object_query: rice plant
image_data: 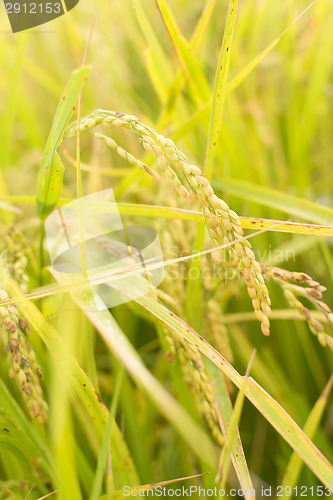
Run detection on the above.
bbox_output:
[0,0,332,499]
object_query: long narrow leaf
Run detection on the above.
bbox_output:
[36,67,90,219]
[4,196,333,236]
[215,179,333,225]
[49,269,218,470]
[204,0,238,180]
[218,353,256,496]
[281,375,333,494]
[154,0,211,103]
[172,1,320,144]
[100,473,208,500]
[208,365,255,497]
[0,270,139,488]
[132,0,173,102]
[133,294,333,486]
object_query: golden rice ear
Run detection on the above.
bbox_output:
[266,266,333,350]
[64,111,272,335]
[176,334,224,446]
[0,234,48,423]
[1,285,48,423]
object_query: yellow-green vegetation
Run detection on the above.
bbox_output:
[0,0,333,499]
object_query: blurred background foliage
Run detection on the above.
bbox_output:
[0,0,332,498]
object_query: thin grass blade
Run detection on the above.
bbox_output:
[280,375,333,496]
[90,370,124,500]
[132,0,173,101]
[218,352,256,494]
[0,270,139,488]
[207,364,255,497]
[204,0,238,180]
[154,0,211,103]
[132,295,333,486]
[215,179,333,225]
[3,195,333,237]
[49,269,218,469]
[36,66,90,219]
[172,1,320,143]
[99,473,208,500]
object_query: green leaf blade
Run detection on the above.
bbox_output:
[204,0,238,180]
[36,66,90,219]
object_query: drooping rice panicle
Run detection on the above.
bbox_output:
[264,266,333,349]
[64,111,272,335]
[0,235,48,423]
